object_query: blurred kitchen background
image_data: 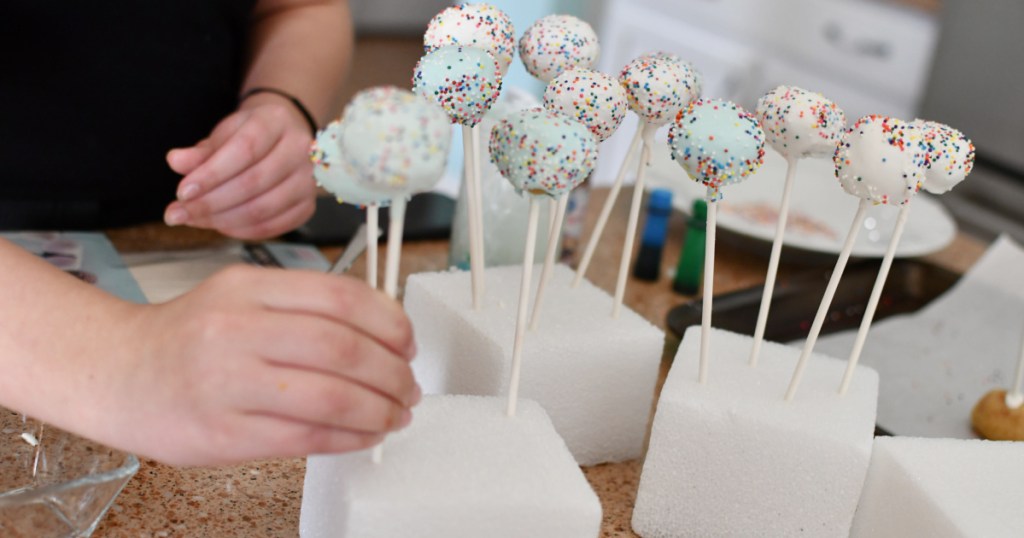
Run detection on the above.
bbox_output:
[340,0,1024,244]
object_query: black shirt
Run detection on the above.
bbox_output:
[0,0,258,229]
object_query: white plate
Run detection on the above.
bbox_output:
[645,143,957,258]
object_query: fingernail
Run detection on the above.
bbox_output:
[405,340,418,360]
[397,408,412,429]
[178,183,200,201]
[164,208,189,226]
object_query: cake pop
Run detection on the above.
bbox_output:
[424,3,515,76]
[489,108,597,416]
[414,44,503,309]
[518,14,599,83]
[914,120,976,194]
[310,121,390,208]
[748,86,846,367]
[669,98,765,383]
[542,68,627,143]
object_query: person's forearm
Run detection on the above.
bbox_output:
[0,239,142,436]
[242,0,353,124]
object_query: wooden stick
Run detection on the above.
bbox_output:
[612,124,657,318]
[471,124,487,288]
[838,203,911,395]
[749,157,799,367]
[785,199,870,401]
[366,204,379,290]
[506,198,541,417]
[573,125,644,288]
[1007,326,1024,409]
[699,190,718,384]
[529,194,569,331]
[372,195,407,464]
[461,125,484,310]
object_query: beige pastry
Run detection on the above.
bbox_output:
[971,389,1024,441]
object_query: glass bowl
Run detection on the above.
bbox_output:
[0,408,139,537]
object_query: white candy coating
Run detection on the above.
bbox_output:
[338,86,452,196]
[834,115,927,206]
[619,56,699,125]
[542,68,627,143]
[756,85,846,159]
[912,120,975,194]
[518,14,599,83]
[424,3,516,76]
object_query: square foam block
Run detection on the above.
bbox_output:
[404,264,663,466]
[852,436,1024,537]
[299,395,601,538]
[632,326,879,537]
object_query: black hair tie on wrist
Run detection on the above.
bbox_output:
[240,87,318,136]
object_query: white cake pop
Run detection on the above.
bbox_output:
[756,85,846,159]
[834,115,928,206]
[619,55,700,125]
[518,14,599,83]
[913,120,976,194]
[542,68,627,143]
[638,51,703,100]
[310,121,391,207]
[424,3,516,76]
[338,86,451,196]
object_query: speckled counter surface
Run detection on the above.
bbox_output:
[95,189,985,537]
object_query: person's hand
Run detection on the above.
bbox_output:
[101,265,419,466]
[163,93,318,240]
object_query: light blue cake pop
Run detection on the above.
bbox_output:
[668,98,765,200]
[413,45,503,127]
[488,108,598,198]
[338,86,452,197]
[310,120,391,207]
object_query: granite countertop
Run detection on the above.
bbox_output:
[96,188,985,537]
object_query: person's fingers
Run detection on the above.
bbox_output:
[243,366,413,434]
[205,267,416,360]
[228,414,387,462]
[179,168,315,236]
[224,196,316,240]
[177,118,284,201]
[252,311,420,406]
[177,138,311,219]
[166,139,214,176]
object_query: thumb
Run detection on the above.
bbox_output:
[167,140,214,175]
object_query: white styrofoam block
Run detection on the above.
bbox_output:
[852,436,1024,537]
[300,395,601,538]
[633,326,879,537]
[404,264,663,466]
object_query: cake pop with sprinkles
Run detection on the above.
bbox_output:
[542,68,627,143]
[620,55,700,126]
[834,115,928,206]
[669,98,766,200]
[413,45,503,127]
[639,51,703,99]
[756,85,846,159]
[339,86,451,196]
[310,120,390,207]
[424,3,516,76]
[913,120,975,194]
[489,107,598,197]
[518,14,599,83]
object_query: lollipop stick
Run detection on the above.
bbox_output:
[471,125,487,276]
[366,204,379,290]
[698,191,718,384]
[1007,327,1024,409]
[461,125,484,310]
[785,199,870,401]
[573,125,644,287]
[612,125,656,318]
[529,194,569,331]
[838,204,911,395]
[507,198,541,417]
[749,157,799,367]
[370,196,407,465]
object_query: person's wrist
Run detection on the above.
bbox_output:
[239,87,318,136]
